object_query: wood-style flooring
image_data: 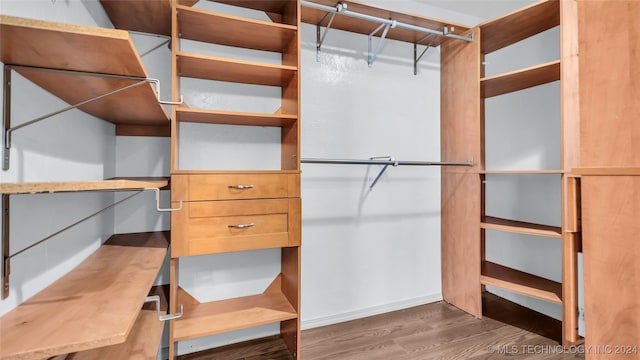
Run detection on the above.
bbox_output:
[178,293,585,360]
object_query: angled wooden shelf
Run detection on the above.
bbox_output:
[177,52,296,87]
[0,15,170,136]
[100,0,172,36]
[173,288,298,341]
[176,107,297,127]
[481,261,562,304]
[480,0,559,54]
[481,216,562,238]
[481,170,563,174]
[70,286,168,360]
[301,0,470,46]
[176,5,297,52]
[0,178,169,195]
[481,60,560,98]
[0,232,169,360]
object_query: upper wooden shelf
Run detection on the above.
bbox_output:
[481,261,562,304]
[481,216,562,238]
[480,0,559,54]
[0,232,169,360]
[0,178,169,195]
[301,0,470,46]
[177,52,296,87]
[176,5,297,52]
[173,287,297,341]
[0,15,170,135]
[481,60,560,98]
[481,170,563,175]
[100,0,173,36]
[176,107,297,127]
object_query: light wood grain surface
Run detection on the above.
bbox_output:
[481,60,560,98]
[0,179,169,195]
[481,261,563,304]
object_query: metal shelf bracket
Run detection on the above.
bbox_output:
[414,33,438,75]
[368,156,397,190]
[144,295,184,321]
[315,3,346,61]
[368,21,396,68]
[145,188,182,212]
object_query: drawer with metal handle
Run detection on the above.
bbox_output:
[171,173,300,201]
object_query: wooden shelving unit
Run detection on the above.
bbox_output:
[481,216,562,238]
[481,60,560,98]
[0,178,169,195]
[177,52,297,86]
[481,261,562,304]
[0,15,170,137]
[0,232,169,360]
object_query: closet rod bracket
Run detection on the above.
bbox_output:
[369,156,397,190]
[144,295,184,321]
[368,21,396,68]
[315,4,344,62]
[414,33,438,75]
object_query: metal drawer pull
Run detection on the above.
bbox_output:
[228,223,255,229]
[228,185,254,189]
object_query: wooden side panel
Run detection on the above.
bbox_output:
[582,177,640,358]
[281,246,301,358]
[560,0,580,172]
[441,172,482,318]
[578,0,640,167]
[441,28,481,172]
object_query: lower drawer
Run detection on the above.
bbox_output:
[171,198,300,256]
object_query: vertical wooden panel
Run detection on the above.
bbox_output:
[170,0,180,172]
[441,172,482,318]
[561,0,580,171]
[441,28,481,172]
[281,247,300,358]
[169,258,179,360]
[578,0,640,167]
[582,177,640,358]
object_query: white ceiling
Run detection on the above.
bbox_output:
[415,0,537,20]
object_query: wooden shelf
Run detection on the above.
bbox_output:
[301,0,470,46]
[0,15,170,135]
[481,216,562,238]
[0,178,169,195]
[177,52,296,86]
[0,232,169,359]
[171,169,301,175]
[481,60,560,98]
[481,261,562,304]
[69,286,168,360]
[573,167,640,176]
[100,0,174,36]
[214,0,293,15]
[481,170,563,174]
[176,107,297,127]
[480,0,559,54]
[176,5,297,52]
[173,289,298,341]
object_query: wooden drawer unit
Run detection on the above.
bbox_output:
[171,198,301,257]
[172,173,300,201]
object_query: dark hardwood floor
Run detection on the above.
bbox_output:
[178,293,585,360]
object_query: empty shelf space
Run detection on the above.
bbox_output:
[480,0,559,54]
[481,216,562,238]
[481,261,562,304]
[0,15,170,129]
[176,5,297,52]
[481,170,563,174]
[481,60,560,98]
[176,107,297,126]
[177,52,296,86]
[0,178,169,195]
[173,290,298,341]
[68,286,168,360]
[301,0,470,45]
[0,232,169,359]
[100,0,172,36]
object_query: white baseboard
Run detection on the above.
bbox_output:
[301,293,443,330]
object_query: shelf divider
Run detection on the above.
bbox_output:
[481,261,563,304]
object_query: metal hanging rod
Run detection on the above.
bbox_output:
[302,1,474,43]
[301,158,473,166]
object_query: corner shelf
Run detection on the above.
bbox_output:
[0,232,169,359]
[176,5,297,52]
[0,15,170,136]
[176,107,297,127]
[481,216,562,238]
[0,178,169,195]
[177,52,296,86]
[481,60,560,98]
[479,0,559,54]
[173,285,297,341]
[481,261,562,304]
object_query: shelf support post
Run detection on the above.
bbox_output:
[315,3,346,62]
[3,65,12,171]
[368,21,396,68]
[2,194,10,300]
